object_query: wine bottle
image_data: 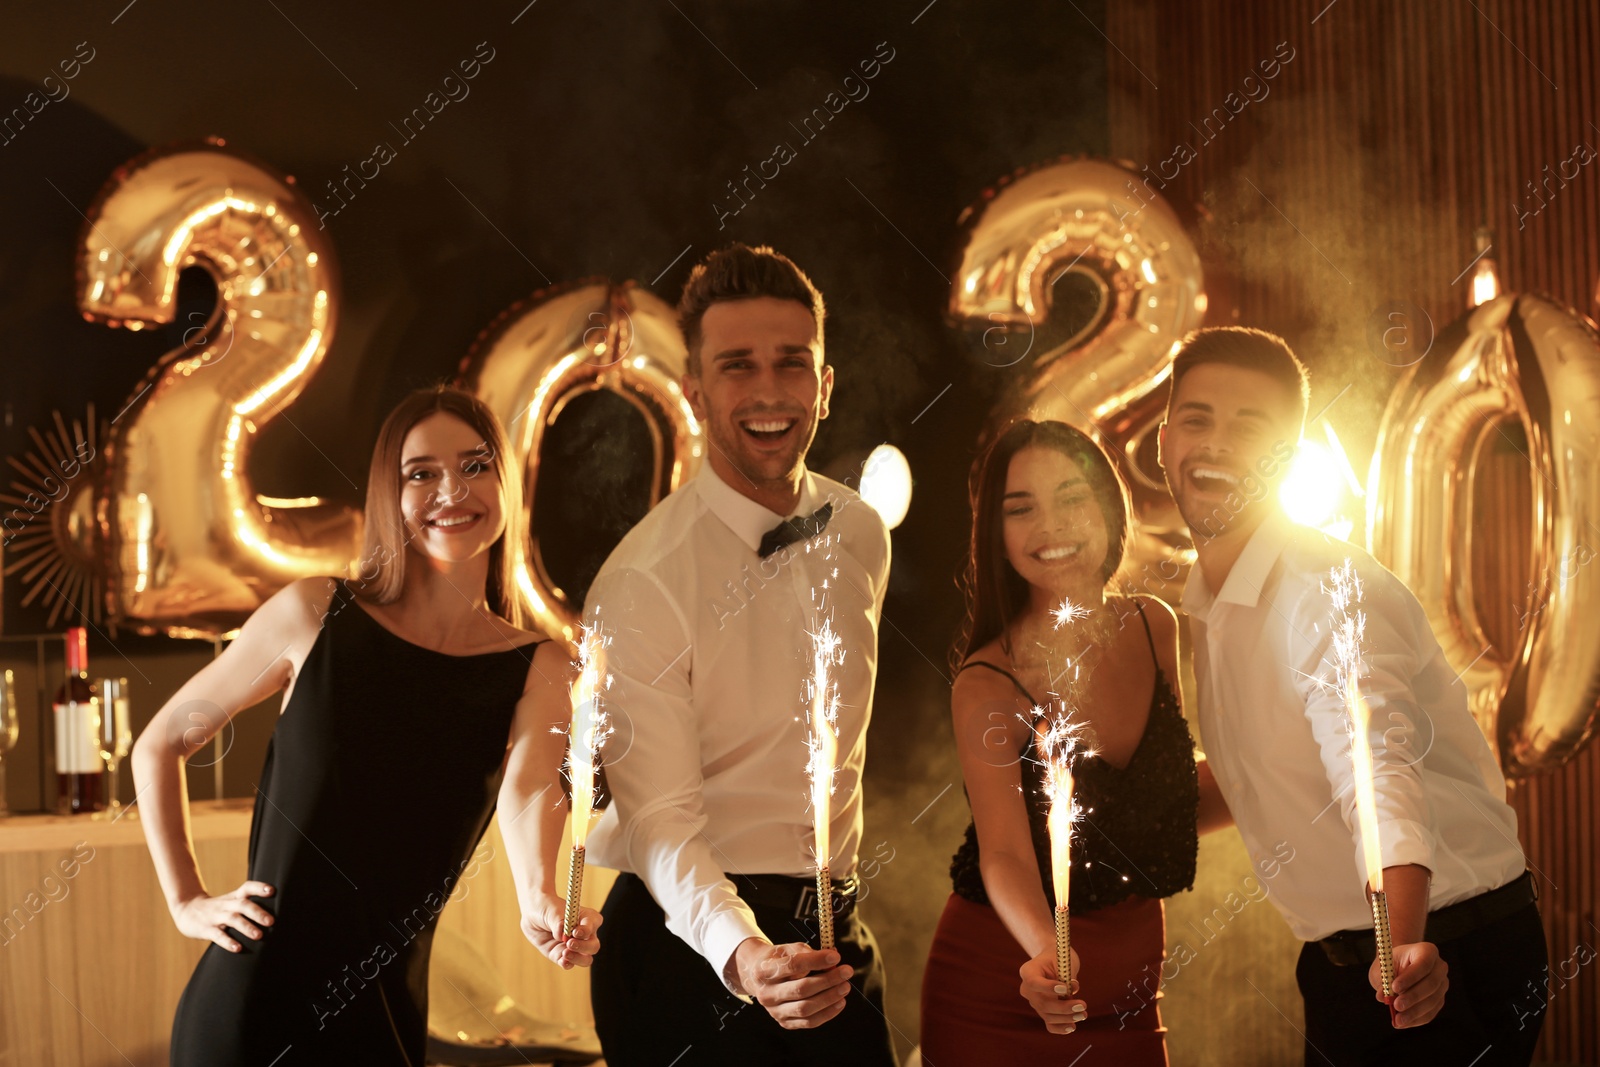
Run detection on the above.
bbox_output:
[54,627,104,814]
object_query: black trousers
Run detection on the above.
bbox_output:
[1296,901,1547,1067]
[591,872,898,1067]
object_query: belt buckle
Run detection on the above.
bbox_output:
[795,883,818,921]
[796,878,858,920]
[1319,928,1374,967]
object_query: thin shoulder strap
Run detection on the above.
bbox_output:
[1132,597,1159,668]
[957,659,1040,707]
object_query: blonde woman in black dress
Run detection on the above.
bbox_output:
[133,386,600,1066]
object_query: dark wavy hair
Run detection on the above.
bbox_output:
[1168,326,1310,429]
[954,419,1132,669]
[677,243,825,373]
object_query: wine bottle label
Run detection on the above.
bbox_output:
[53,699,104,774]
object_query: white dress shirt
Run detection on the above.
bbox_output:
[583,460,891,983]
[1182,509,1526,941]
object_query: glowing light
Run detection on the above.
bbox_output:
[805,615,846,948]
[858,444,912,530]
[1322,422,1366,500]
[1051,597,1092,630]
[1325,560,1384,892]
[566,623,613,849]
[1281,423,1363,541]
[1140,258,1157,285]
[1469,226,1501,308]
[1471,264,1501,307]
[1039,712,1093,908]
[805,618,844,869]
[1280,439,1342,528]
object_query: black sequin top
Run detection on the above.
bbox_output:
[949,601,1199,914]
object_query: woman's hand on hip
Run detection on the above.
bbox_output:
[172,881,276,952]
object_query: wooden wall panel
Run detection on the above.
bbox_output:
[1106,2,1599,1062]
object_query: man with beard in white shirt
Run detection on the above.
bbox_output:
[1158,326,1545,1066]
[583,244,896,1066]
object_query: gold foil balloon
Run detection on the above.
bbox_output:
[1367,293,1600,775]
[950,157,1206,599]
[77,139,360,638]
[456,280,703,646]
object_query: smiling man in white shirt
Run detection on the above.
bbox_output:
[1158,327,1546,1066]
[584,244,895,1066]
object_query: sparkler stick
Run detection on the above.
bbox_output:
[1047,752,1075,990]
[563,623,611,939]
[805,618,844,949]
[1327,560,1398,1023]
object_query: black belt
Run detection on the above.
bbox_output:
[1317,871,1537,966]
[731,872,861,923]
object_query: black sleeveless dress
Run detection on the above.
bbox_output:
[170,579,543,1067]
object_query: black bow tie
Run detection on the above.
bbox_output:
[759,502,834,558]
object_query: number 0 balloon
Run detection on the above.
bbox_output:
[457,279,703,646]
[1367,293,1600,774]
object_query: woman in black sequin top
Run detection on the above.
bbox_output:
[920,419,1232,1065]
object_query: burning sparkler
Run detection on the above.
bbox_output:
[805,617,844,950]
[1325,559,1397,1021]
[563,622,612,938]
[1039,711,1093,996]
[1033,593,1105,993]
[1051,595,1093,630]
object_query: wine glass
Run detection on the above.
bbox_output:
[95,677,134,820]
[0,670,18,818]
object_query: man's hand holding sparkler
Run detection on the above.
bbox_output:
[1019,944,1087,1034]
[1366,863,1448,1027]
[730,938,854,1029]
[520,894,604,969]
[1323,562,1449,1029]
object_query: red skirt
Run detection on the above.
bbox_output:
[920,892,1168,1066]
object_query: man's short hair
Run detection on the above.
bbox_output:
[1168,326,1310,426]
[677,244,825,373]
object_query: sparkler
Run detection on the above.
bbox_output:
[1039,711,1092,996]
[1326,560,1397,1022]
[805,617,844,949]
[563,623,612,939]
[1051,595,1093,630]
[1035,594,1105,993]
